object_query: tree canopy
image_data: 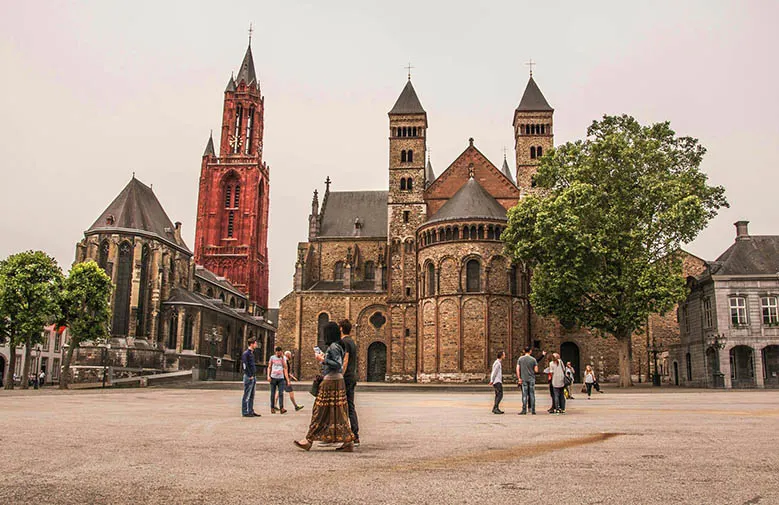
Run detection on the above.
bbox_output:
[503,115,728,386]
[59,260,113,389]
[0,251,63,389]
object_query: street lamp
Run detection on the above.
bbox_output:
[31,344,42,389]
[205,326,222,381]
[99,342,112,388]
[707,333,727,388]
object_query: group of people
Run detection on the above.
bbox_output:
[490,346,603,415]
[3,370,47,389]
[239,319,360,452]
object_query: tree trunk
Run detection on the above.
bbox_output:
[20,338,32,390]
[616,329,634,387]
[3,345,16,390]
[59,342,76,390]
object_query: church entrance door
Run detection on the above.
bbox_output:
[367,342,387,382]
[560,342,581,383]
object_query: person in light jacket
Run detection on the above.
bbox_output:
[488,351,505,414]
[549,353,567,414]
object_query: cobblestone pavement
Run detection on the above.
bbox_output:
[1,386,778,505]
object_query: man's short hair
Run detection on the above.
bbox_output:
[497,350,505,359]
[247,337,257,345]
[339,319,352,335]
[275,346,282,352]
[524,346,532,353]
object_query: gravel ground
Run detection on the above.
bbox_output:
[1,386,777,505]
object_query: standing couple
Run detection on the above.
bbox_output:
[295,319,360,452]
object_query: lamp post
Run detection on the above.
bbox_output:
[205,326,222,381]
[31,344,42,389]
[707,333,727,388]
[100,342,112,388]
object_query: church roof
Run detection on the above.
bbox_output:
[225,75,236,92]
[426,177,507,225]
[319,191,388,238]
[501,156,515,185]
[87,177,191,252]
[389,80,426,115]
[235,45,258,87]
[426,158,436,187]
[194,265,244,299]
[708,236,779,276]
[516,76,553,112]
[203,134,215,157]
[163,288,265,327]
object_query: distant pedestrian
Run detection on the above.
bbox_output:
[268,346,290,414]
[339,319,360,448]
[39,370,46,388]
[294,322,354,452]
[489,351,505,414]
[549,354,567,414]
[584,365,603,397]
[565,362,576,399]
[517,347,545,415]
[241,337,260,417]
[282,351,304,411]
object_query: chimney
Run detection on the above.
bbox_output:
[174,222,183,243]
[735,220,750,240]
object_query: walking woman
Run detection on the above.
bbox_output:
[294,322,354,452]
[584,365,603,398]
[549,353,567,414]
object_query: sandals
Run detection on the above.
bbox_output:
[293,440,313,451]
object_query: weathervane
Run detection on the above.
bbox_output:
[525,57,536,77]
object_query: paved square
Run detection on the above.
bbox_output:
[1,386,778,504]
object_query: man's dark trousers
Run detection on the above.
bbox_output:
[493,383,504,411]
[242,375,256,416]
[270,378,285,409]
[344,377,359,440]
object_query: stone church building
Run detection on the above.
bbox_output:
[278,75,562,382]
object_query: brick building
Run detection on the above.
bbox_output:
[670,221,779,388]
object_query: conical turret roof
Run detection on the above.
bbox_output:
[426,177,507,225]
[425,157,436,187]
[203,133,215,157]
[389,80,426,114]
[235,45,258,87]
[501,156,515,185]
[225,75,236,92]
[87,177,190,252]
[516,76,553,112]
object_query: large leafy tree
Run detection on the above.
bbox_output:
[503,115,728,386]
[58,261,113,389]
[0,251,63,390]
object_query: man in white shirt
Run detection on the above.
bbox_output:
[488,351,505,414]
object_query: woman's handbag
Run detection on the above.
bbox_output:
[310,375,323,397]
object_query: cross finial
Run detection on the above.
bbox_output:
[325,176,331,193]
[503,146,507,160]
[248,23,254,45]
[405,61,414,80]
[525,58,536,77]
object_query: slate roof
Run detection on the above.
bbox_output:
[389,80,426,115]
[225,75,236,92]
[426,177,507,225]
[87,177,190,252]
[203,134,215,157]
[236,45,258,87]
[163,288,260,326]
[501,156,515,185]
[194,265,244,298]
[426,158,436,187]
[709,236,779,276]
[516,76,553,112]
[319,191,388,238]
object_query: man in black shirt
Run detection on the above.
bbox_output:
[337,319,359,449]
[241,338,260,417]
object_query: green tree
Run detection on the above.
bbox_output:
[58,260,113,389]
[0,251,63,390]
[503,115,728,387]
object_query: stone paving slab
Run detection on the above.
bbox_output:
[1,388,777,504]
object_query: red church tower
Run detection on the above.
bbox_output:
[194,40,270,309]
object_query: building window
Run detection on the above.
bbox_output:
[426,263,435,297]
[167,315,178,350]
[702,297,713,328]
[530,146,536,159]
[408,150,413,163]
[762,296,779,325]
[137,245,151,336]
[364,261,375,281]
[466,259,480,293]
[54,330,61,352]
[510,265,518,295]
[407,178,413,190]
[233,104,243,154]
[400,178,406,190]
[334,261,344,280]
[52,358,60,380]
[234,185,240,208]
[686,352,692,381]
[245,107,254,154]
[403,210,410,223]
[227,211,235,238]
[401,150,407,163]
[225,185,232,208]
[317,313,329,350]
[98,240,110,276]
[405,287,411,297]
[683,304,690,335]
[730,297,748,326]
[537,146,543,157]
[112,241,133,336]
[42,331,50,351]
[183,316,194,350]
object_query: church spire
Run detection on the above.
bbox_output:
[501,150,515,185]
[203,131,215,157]
[236,43,258,88]
[425,150,435,187]
[389,80,426,115]
[516,74,553,112]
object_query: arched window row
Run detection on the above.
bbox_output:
[530,146,543,159]
[392,126,423,138]
[400,149,414,163]
[521,123,550,136]
[418,223,505,247]
[399,177,414,191]
[224,183,241,209]
[421,257,483,296]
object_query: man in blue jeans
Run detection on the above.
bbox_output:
[517,346,545,415]
[267,346,290,414]
[241,338,260,417]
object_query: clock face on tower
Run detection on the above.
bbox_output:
[229,135,242,150]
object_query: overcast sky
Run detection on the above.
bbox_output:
[1,1,777,307]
